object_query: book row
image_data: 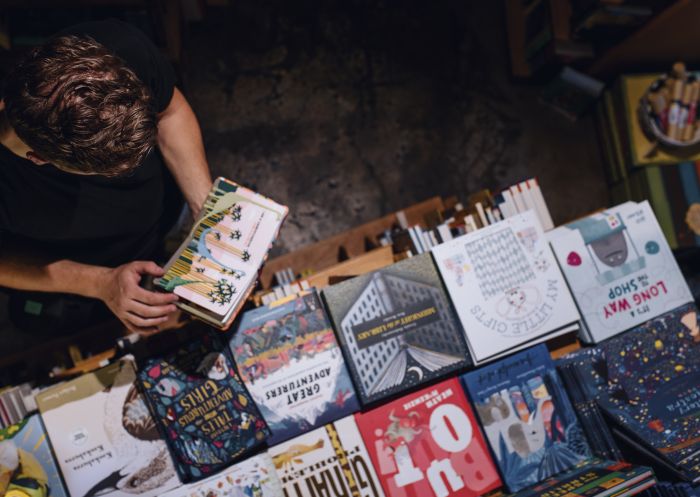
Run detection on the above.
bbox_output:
[11,329,696,497]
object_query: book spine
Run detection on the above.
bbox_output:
[528,178,555,230]
[510,185,527,213]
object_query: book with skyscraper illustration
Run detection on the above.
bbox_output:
[548,201,693,343]
[230,290,359,444]
[158,177,288,329]
[321,253,471,406]
[0,414,67,497]
[461,344,591,493]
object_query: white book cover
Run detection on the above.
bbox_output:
[36,358,179,497]
[269,416,385,497]
[432,210,580,364]
[160,453,283,497]
[160,178,287,318]
[548,201,693,343]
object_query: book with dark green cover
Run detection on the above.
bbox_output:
[138,332,269,482]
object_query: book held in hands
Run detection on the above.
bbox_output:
[158,177,288,329]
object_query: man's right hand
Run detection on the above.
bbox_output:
[97,261,179,334]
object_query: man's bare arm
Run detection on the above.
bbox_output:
[0,250,178,334]
[157,87,213,217]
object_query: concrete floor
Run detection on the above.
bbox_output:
[183,0,608,256]
[0,1,609,368]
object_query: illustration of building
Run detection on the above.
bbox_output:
[340,271,464,397]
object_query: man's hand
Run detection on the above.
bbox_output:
[97,261,179,334]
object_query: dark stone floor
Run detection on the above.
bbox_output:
[182,0,608,256]
[0,1,609,365]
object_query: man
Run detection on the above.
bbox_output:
[0,20,213,334]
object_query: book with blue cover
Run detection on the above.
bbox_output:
[559,303,700,483]
[0,414,67,497]
[462,344,591,492]
[230,290,359,444]
[137,332,269,482]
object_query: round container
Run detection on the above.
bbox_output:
[637,73,700,156]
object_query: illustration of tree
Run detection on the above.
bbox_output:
[229,229,242,241]
[241,250,251,262]
[207,279,236,306]
[230,204,242,222]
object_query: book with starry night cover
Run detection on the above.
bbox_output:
[230,290,359,445]
[461,344,591,493]
[557,303,700,483]
[158,177,288,330]
[137,332,270,483]
[355,377,502,497]
[321,252,471,407]
[0,414,68,497]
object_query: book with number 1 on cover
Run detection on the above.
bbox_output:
[158,177,288,329]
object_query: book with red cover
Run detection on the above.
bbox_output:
[355,378,502,497]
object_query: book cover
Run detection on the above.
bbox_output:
[138,333,269,482]
[160,452,282,497]
[268,415,385,497]
[159,177,288,327]
[321,252,471,406]
[36,357,180,497]
[548,201,693,343]
[355,378,501,497]
[230,290,359,444]
[0,414,67,497]
[461,344,591,492]
[432,210,580,364]
[592,304,700,481]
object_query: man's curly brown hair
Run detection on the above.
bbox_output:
[3,35,156,177]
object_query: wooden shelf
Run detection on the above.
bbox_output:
[259,196,444,288]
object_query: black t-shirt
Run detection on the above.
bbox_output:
[0,20,177,267]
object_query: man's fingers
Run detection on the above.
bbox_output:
[132,286,179,306]
[130,260,165,277]
[125,312,170,328]
[122,320,158,335]
[128,300,177,318]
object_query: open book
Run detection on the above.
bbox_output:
[158,177,288,329]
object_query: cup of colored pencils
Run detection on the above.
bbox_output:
[639,61,700,155]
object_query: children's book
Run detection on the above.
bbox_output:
[160,452,282,497]
[355,377,501,497]
[432,210,580,365]
[462,344,591,492]
[548,200,693,343]
[36,357,180,497]
[137,332,269,482]
[0,414,68,497]
[158,177,288,329]
[322,253,471,406]
[268,415,385,497]
[230,290,359,444]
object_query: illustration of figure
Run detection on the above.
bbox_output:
[383,411,422,447]
[197,352,229,380]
